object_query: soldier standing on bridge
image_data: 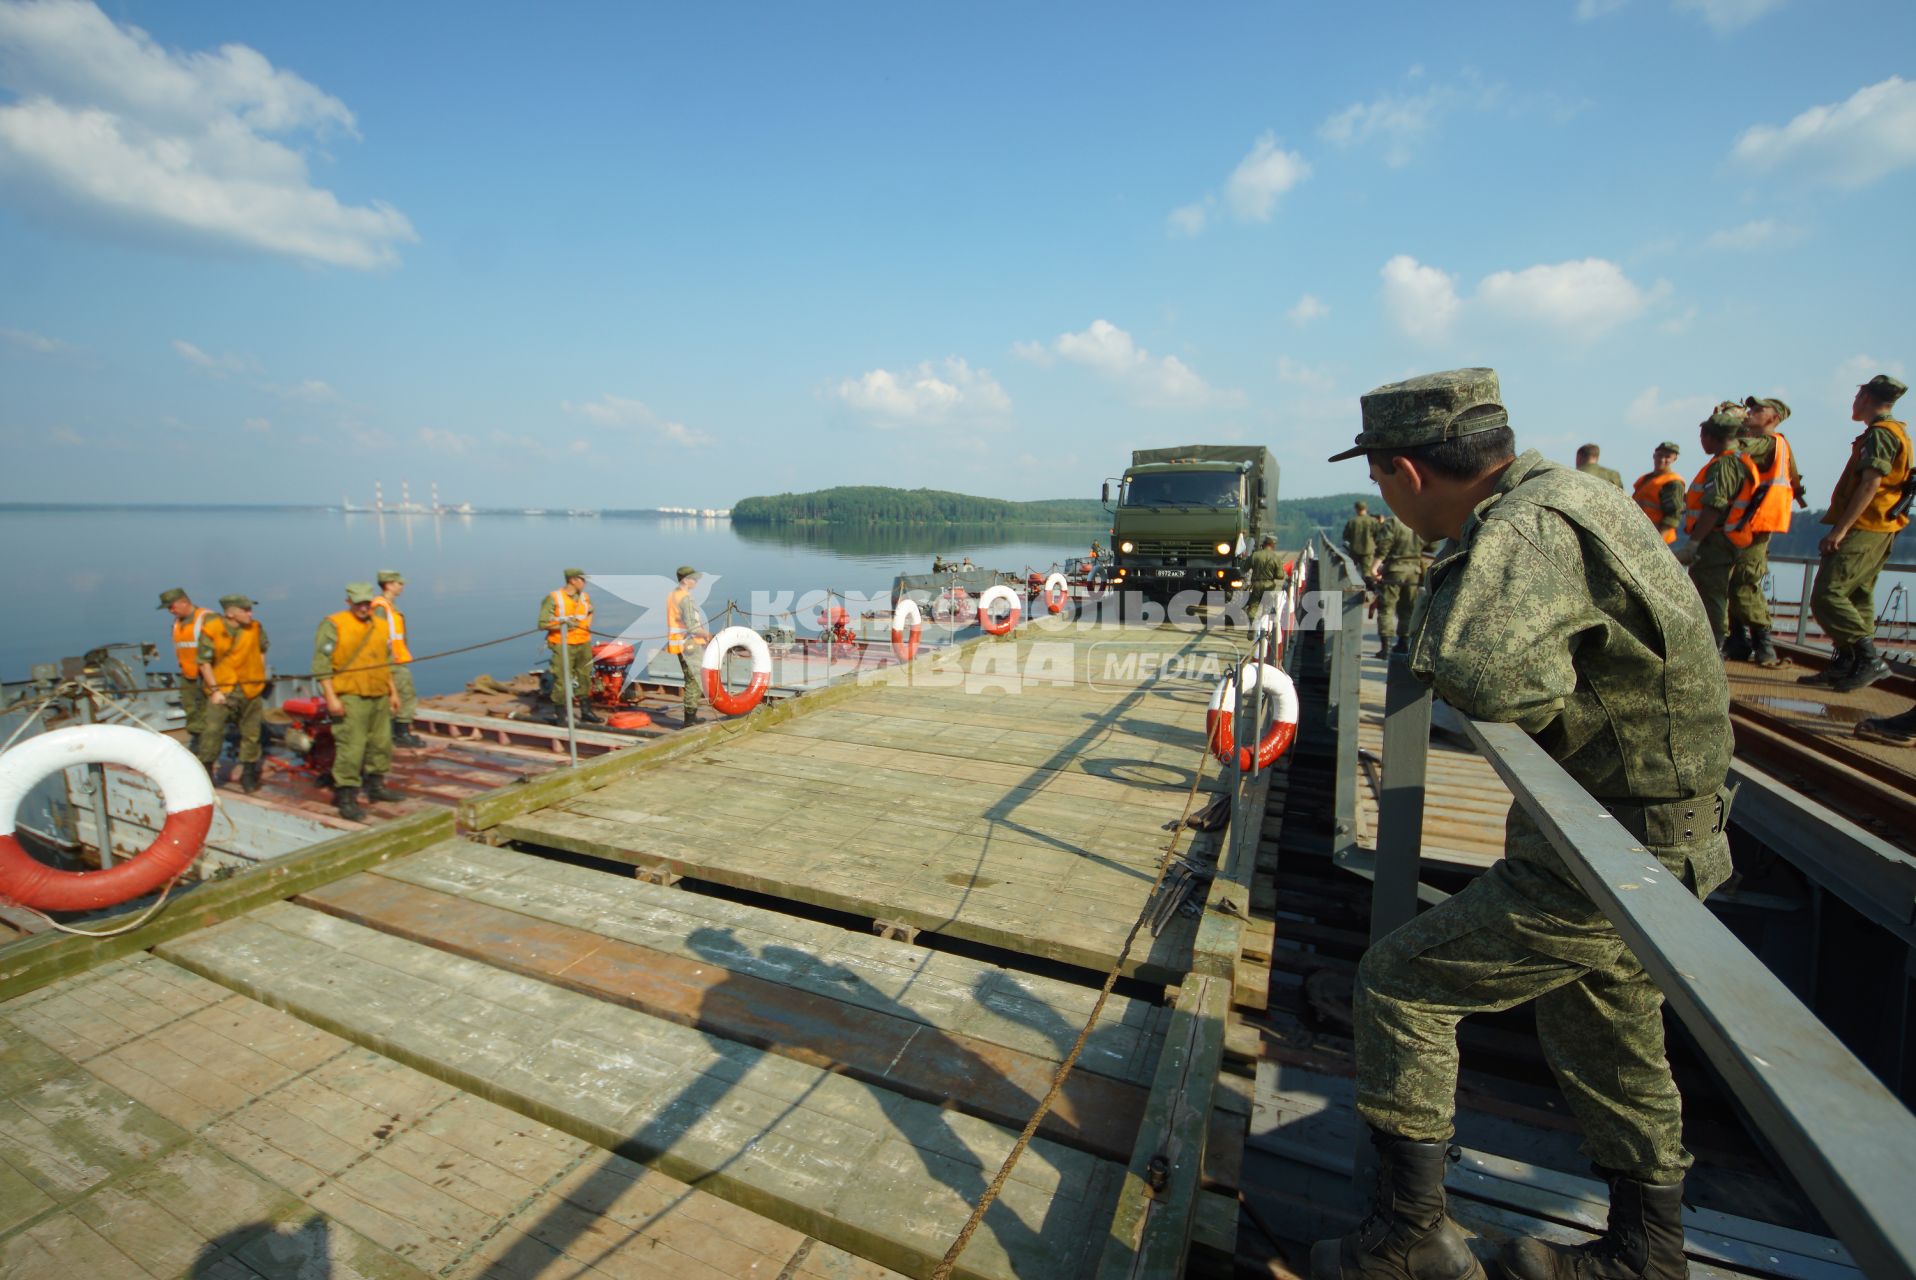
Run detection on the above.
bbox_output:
[1575,442,1623,488]
[372,570,424,746]
[1372,515,1427,659]
[1342,501,1378,580]
[314,583,400,821]
[539,569,599,724]
[666,566,712,726]
[1246,535,1285,619]
[1318,367,1731,1280]
[196,594,268,793]
[1630,441,1684,546]
[1722,398,1803,667]
[1674,410,1758,650]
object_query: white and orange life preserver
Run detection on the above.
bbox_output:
[978,584,1021,636]
[891,598,925,661]
[700,626,773,716]
[1042,572,1069,615]
[0,725,213,912]
[1205,663,1299,773]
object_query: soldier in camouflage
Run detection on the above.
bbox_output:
[1674,411,1758,649]
[1574,443,1623,488]
[1343,500,1379,571]
[1372,515,1429,658]
[1246,535,1286,619]
[1317,368,1732,1280]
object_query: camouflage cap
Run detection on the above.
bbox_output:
[1329,368,1506,462]
[1860,374,1908,404]
[218,594,254,610]
[1743,396,1791,421]
[1656,440,1682,455]
[344,582,377,604]
[675,565,699,580]
[1701,409,1743,437]
[562,567,587,582]
[157,586,187,610]
[376,568,405,584]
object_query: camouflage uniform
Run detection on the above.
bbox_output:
[1727,428,1802,632]
[1374,518,1428,648]
[1811,413,1910,646]
[1576,459,1624,488]
[1246,542,1285,618]
[1685,437,1753,644]
[1341,509,1377,570]
[1327,376,1733,1189]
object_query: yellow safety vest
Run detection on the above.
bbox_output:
[547,589,592,646]
[1685,451,1757,548]
[172,606,214,679]
[1632,471,1684,544]
[326,610,393,698]
[208,621,267,699]
[371,596,411,664]
[1740,433,1796,535]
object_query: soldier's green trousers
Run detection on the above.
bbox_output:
[196,693,263,765]
[331,694,392,788]
[391,665,417,721]
[1727,532,1772,629]
[1376,577,1419,643]
[1810,529,1897,647]
[547,642,591,706]
[1687,532,1740,642]
[1355,804,1729,1185]
[179,681,207,742]
[678,646,703,720]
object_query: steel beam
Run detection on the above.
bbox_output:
[1371,657,1431,942]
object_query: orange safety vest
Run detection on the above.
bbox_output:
[1739,433,1795,535]
[1632,471,1685,544]
[1685,451,1758,548]
[207,620,267,699]
[547,589,592,646]
[1829,418,1913,535]
[325,609,393,698]
[666,587,696,655]
[172,606,214,679]
[371,596,411,664]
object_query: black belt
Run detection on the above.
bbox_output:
[1603,785,1737,845]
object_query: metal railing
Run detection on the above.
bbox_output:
[1308,533,1916,1280]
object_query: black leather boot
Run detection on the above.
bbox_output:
[1748,627,1780,668]
[1831,639,1891,692]
[335,784,363,821]
[1500,1175,1687,1280]
[1856,706,1916,746]
[391,721,425,747]
[1721,623,1752,662]
[576,700,603,724]
[240,762,262,794]
[1797,647,1851,686]
[1310,1130,1484,1280]
[362,773,400,803]
[1394,636,1409,654]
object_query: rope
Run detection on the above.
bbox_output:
[198,627,547,692]
[3,871,188,937]
[929,723,1219,1280]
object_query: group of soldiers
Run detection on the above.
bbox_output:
[1339,500,1441,657]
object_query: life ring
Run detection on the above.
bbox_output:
[933,587,975,627]
[1042,572,1069,615]
[891,598,925,661]
[1205,663,1299,773]
[701,626,773,716]
[978,584,1021,636]
[0,724,214,912]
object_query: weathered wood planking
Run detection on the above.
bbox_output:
[158,903,1124,1280]
[4,954,901,1279]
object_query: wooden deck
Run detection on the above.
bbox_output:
[0,623,1267,1279]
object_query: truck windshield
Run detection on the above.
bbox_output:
[1124,471,1241,508]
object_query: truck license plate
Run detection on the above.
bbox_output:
[1152,568,1186,578]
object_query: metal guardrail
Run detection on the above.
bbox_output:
[1308,533,1916,1280]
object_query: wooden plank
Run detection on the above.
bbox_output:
[158,905,1123,1280]
[299,872,1149,1161]
[0,811,453,1004]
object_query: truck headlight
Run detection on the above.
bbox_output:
[1119,540,1135,554]
[1215,541,1232,555]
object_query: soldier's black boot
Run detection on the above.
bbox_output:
[1500,1174,1687,1280]
[334,785,363,821]
[240,762,262,794]
[1394,636,1409,654]
[1310,1130,1484,1280]
[1797,646,1851,686]
[1748,627,1780,668]
[391,721,425,747]
[1856,705,1916,746]
[1721,623,1752,662]
[1376,638,1392,659]
[197,755,221,786]
[1831,639,1891,692]
[576,700,603,724]
[362,773,400,803]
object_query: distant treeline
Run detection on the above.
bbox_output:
[732,487,1106,525]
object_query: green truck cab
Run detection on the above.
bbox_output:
[1101,445,1280,597]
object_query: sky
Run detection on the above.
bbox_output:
[2,0,1913,509]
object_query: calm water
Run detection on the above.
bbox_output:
[0,509,1102,696]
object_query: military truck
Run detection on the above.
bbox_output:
[1101,445,1279,598]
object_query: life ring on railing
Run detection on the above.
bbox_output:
[933,587,974,627]
[701,626,773,716]
[978,584,1021,636]
[891,598,925,661]
[1042,572,1069,615]
[1205,663,1299,773]
[0,725,214,912]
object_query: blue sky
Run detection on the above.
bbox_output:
[2,0,1912,507]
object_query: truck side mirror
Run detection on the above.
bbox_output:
[1101,482,1110,505]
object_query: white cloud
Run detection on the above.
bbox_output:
[0,0,416,268]
[1658,306,1698,335]
[1276,356,1334,392]
[1225,132,1310,222]
[48,424,84,446]
[1319,72,1504,167]
[1835,354,1907,397]
[1,325,72,356]
[1674,0,1787,32]
[1625,386,1713,432]
[1475,259,1667,340]
[276,378,339,404]
[1166,201,1209,237]
[170,337,252,376]
[242,415,270,433]
[1010,339,1053,367]
[1704,219,1806,251]
[834,357,1011,425]
[1033,319,1243,409]
[1731,77,1916,189]
[563,393,714,447]
[417,426,469,454]
[1379,255,1462,342]
[1287,294,1329,327]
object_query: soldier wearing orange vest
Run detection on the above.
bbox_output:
[1630,441,1685,545]
[538,568,598,724]
[196,594,269,793]
[1802,374,1912,692]
[158,587,217,743]
[371,569,423,746]
[1674,411,1758,648]
[313,582,400,821]
[667,566,712,724]
[1722,397,1805,667]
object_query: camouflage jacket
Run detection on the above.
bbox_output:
[1378,518,1429,581]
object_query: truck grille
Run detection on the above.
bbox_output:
[1136,538,1226,557]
